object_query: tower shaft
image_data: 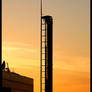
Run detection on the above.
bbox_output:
[40,16,53,92]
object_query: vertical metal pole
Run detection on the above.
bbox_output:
[40,0,42,92]
[45,21,46,92]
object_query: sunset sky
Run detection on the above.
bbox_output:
[2,0,90,92]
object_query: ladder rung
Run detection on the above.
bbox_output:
[41,53,48,54]
[42,23,45,25]
[42,59,45,60]
[42,29,45,30]
[42,77,45,78]
[42,30,45,31]
[42,89,45,90]
[42,65,45,66]
[42,41,45,43]
[42,46,48,48]
[41,58,48,59]
[42,47,45,48]
[41,48,48,49]
[42,41,46,43]
[41,66,48,68]
[40,65,45,68]
[42,35,46,37]
[42,41,48,42]
[42,47,45,49]
[42,83,45,84]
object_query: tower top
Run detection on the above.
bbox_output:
[42,16,53,23]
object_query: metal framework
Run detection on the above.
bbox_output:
[40,16,46,92]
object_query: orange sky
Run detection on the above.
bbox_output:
[2,0,90,92]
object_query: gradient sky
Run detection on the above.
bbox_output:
[2,0,90,92]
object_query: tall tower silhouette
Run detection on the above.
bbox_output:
[40,0,53,92]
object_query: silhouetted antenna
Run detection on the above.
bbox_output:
[1,61,5,70]
[7,62,9,69]
[41,0,42,17]
[5,62,10,72]
[40,0,42,92]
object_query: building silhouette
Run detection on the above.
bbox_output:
[2,71,33,92]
